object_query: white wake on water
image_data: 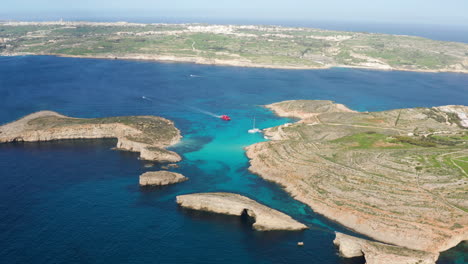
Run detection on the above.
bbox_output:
[141,95,220,118]
[186,105,220,118]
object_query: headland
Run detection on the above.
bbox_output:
[246,100,468,259]
[0,111,182,162]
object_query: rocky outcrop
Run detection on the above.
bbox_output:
[334,232,439,264]
[176,192,307,231]
[247,100,468,255]
[434,105,468,128]
[0,111,182,162]
[266,100,355,120]
[139,171,187,186]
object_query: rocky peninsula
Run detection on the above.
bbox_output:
[334,232,439,264]
[246,100,467,258]
[176,192,307,231]
[1,21,467,73]
[0,111,182,162]
[139,171,187,186]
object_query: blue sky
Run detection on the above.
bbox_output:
[2,0,468,26]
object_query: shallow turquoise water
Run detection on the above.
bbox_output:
[0,56,466,263]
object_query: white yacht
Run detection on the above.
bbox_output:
[248,116,261,133]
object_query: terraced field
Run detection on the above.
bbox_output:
[246,100,468,255]
[1,21,467,72]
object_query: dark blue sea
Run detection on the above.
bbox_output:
[0,56,467,264]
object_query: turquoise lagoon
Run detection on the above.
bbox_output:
[0,56,467,263]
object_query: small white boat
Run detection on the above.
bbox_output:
[248,116,261,134]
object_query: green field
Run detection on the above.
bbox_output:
[1,22,467,71]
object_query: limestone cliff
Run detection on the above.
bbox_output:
[334,232,439,264]
[176,192,307,231]
[0,111,182,162]
[247,100,468,255]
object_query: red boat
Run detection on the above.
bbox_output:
[220,115,231,121]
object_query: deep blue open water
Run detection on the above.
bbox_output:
[0,56,467,263]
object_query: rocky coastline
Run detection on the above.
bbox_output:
[0,111,182,162]
[333,232,439,264]
[246,100,468,259]
[176,192,307,231]
[2,21,467,74]
[5,52,468,74]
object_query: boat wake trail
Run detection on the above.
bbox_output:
[186,105,220,118]
[141,95,220,118]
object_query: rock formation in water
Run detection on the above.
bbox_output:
[334,232,439,264]
[139,171,187,186]
[246,100,468,256]
[266,99,356,120]
[0,111,182,162]
[176,192,307,231]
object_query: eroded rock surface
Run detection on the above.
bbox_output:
[266,100,355,120]
[139,171,187,186]
[0,111,182,162]
[334,232,439,264]
[176,192,307,231]
[434,105,468,128]
[247,100,468,254]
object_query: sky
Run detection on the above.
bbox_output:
[2,0,468,26]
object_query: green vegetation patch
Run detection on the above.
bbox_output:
[452,158,468,176]
[392,136,437,147]
[1,23,467,71]
[392,134,467,148]
[332,131,403,149]
[27,115,179,145]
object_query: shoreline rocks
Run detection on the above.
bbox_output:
[33,53,464,74]
[0,111,182,162]
[246,100,468,256]
[176,192,307,231]
[266,100,355,120]
[2,21,468,73]
[333,232,439,264]
[139,171,187,186]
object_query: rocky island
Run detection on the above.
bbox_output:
[139,171,187,186]
[176,192,307,231]
[1,21,467,73]
[246,100,467,261]
[0,111,182,162]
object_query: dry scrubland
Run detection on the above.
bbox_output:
[1,21,467,72]
[246,100,467,260]
[0,111,181,162]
